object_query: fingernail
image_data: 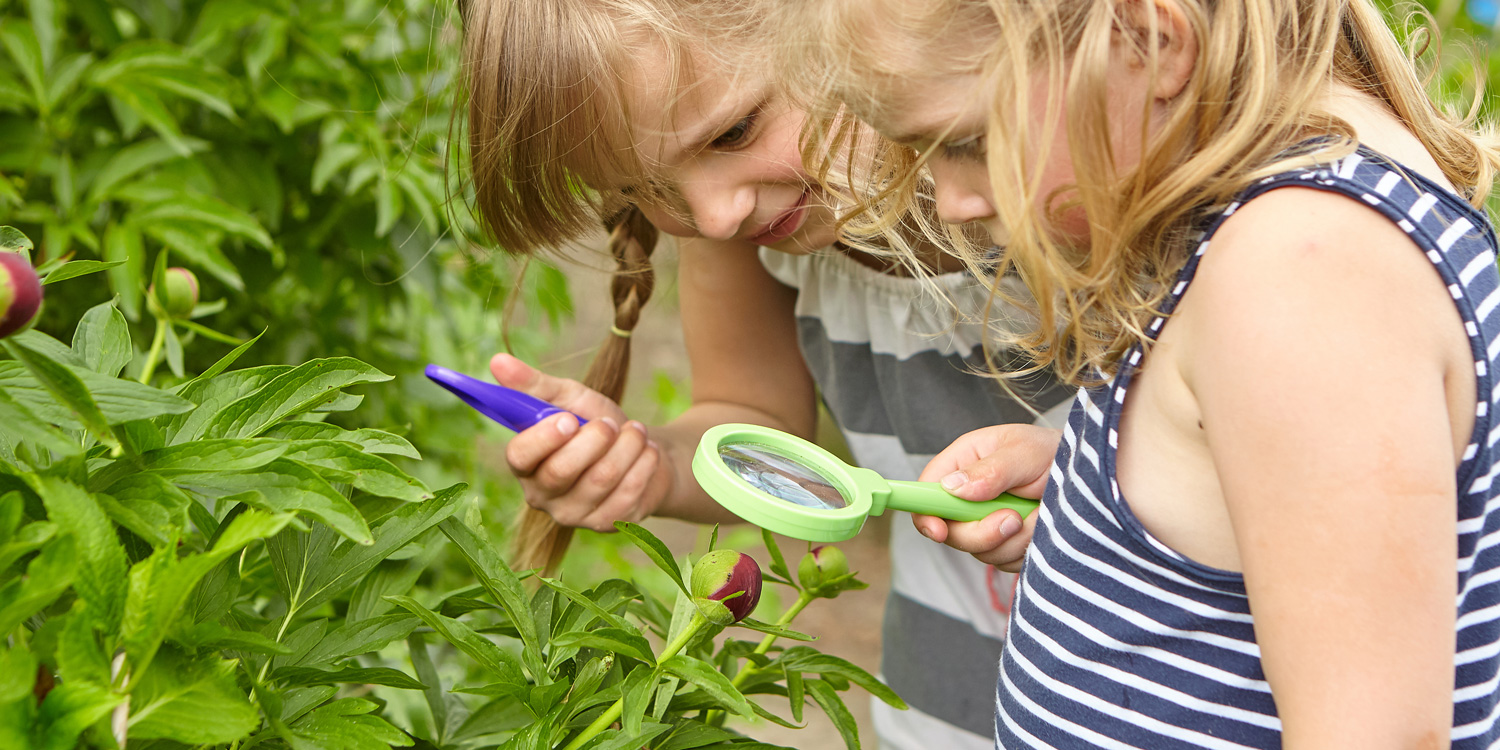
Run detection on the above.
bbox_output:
[918,525,934,540]
[941,471,968,491]
[600,416,619,431]
[647,439,660,451]
[999,515,1022,538]
[556,414,578,436]
[628,421,648,434]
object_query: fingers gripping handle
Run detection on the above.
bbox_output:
[425,364,585,432]
[882,480,1039,522]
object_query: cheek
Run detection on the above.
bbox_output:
[635,203,698,239]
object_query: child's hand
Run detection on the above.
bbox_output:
[490,353,669,532]
[914,424,1061,572]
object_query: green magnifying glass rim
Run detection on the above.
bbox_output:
[692,423,881,542]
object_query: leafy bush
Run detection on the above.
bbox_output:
[0,240,897,749]
[0,0,573,501]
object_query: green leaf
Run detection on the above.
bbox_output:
[97,473,192,540]
[386,595,528,688]
[191,328,265,382]
[127,647,258,744]
[408,633,456,744]
[0,346,195,430]
[34,679,123,750]
[163,364,291,444]
[134,192,271,248]
[279,440,431,502]
[268,483,463,618]
[0,387,80,458]
[2,340,117,449]
[88,137,208,202]
[71,301,131,377]
[274,665,427,691]
[102,221,144,319]
[785,667,804,724]
[587,721,672,750]
[805,678,859,750]
[0,21,45,113]
[375,175,400,236]
[0,516,56,575]
[438,518,547,679]
[262,422,420,459]
[0,227,35,258]
[734,618,814,642]
[103,85,189,154]
[120,510,295,682]
[312,142,362,194]
[35,477,125,626]
[41,259,123,285]
[200,358,391,440]
[175,621,294,655]
[144,223,244,291]
[655,721,741,750]
[613,522,686,593]
[346,560,423,622]
[89,438,290,491]
[0,645,37,704]
[659,655,755,719]
[538,577,633,632]
[289,697,413,749]
[0,534,76,635]
[550,628,655,665]
[619,665,655,737]
[776,647,906,709]
[180,460,372,544]
[291,614,420,667]
[762,529,792,584]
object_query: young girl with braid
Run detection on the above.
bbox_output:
[457,2,1070,747]
[784,0,1500,745]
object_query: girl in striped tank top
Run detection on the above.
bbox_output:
[782,0,1500,746]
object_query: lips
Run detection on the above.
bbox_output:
[747,191,812,247]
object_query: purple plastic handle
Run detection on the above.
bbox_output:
[425,364,582,432]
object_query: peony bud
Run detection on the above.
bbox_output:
[691,550,763,625]
[798,546,851,595]
[153,267,199,319]
[0,251,42,339]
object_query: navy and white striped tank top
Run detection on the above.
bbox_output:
[996,146,1500,748]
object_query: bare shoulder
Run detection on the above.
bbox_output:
[1179,185,1465,379]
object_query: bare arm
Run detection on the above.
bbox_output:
[1187,189,1463,748]
[496,237,816,528]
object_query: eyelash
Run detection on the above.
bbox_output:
[711,110,761,150]
[941,133,987,162]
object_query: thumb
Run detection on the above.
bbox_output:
[491,353,564,401]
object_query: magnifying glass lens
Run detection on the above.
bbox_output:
[718,442,850,510]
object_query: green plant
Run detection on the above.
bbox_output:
[0,232,462,748]
[401,522,901,750]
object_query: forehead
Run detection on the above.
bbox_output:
[606,39,770,177]
[854,71,988,147]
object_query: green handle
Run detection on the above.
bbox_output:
[883,480,1038,522]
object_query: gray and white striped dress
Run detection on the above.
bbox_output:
[759,247,1073,750]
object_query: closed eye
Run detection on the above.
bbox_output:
[710,110,761,150]
[941,133,987,162]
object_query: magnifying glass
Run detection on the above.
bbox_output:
[424,364,585,431]
[692,423,1038,542]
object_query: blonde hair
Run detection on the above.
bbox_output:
[786,0,1500,386]
[457,0,768,572]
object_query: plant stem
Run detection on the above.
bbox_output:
[560,612,707,750]
[726,590,815,693]
[138,319,166,384]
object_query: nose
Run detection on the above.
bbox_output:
[679,178,756,241]
[928,159,996,226]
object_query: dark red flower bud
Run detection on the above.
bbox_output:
[691,550,763,624]
[0,251,42,339]
[153,267,199,318]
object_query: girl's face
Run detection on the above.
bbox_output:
[614,43,838,254]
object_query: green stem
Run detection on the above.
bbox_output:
[701,590,817,728]
[138,319,166,384]
[561,613,707,750]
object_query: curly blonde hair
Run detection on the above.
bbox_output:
[783,0,1500,386]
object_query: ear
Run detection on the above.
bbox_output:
[1116,0,1199,101]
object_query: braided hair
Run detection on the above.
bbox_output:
[511,206,659,574]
